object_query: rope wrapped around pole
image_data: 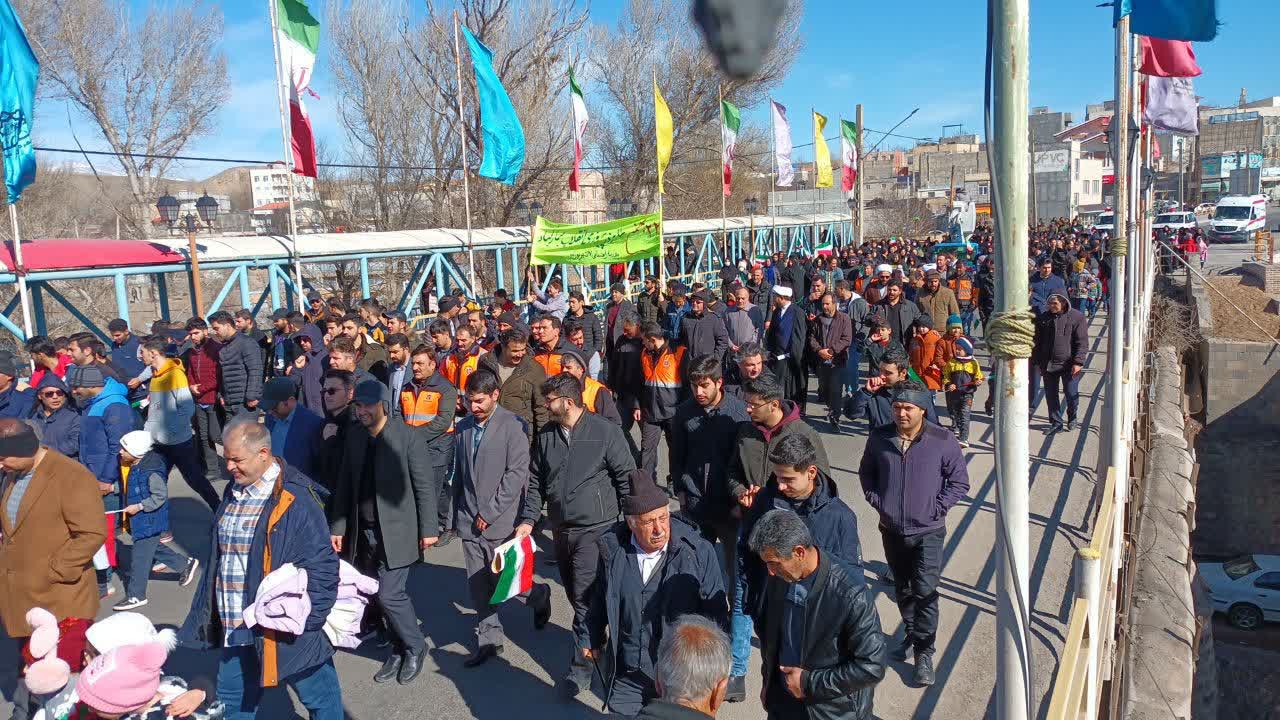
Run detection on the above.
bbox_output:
[985,309,1036,360]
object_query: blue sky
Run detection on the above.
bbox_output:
[36,0,1279,178]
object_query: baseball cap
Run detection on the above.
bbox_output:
[353,379,387,406]
[0,350,21,378]
[270,308,290,321]
[383,309,407,322]
[306,290,323,302]
[261,377,296,409]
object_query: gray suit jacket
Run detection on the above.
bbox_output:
[452,404,530,542]
[329,417,437,570]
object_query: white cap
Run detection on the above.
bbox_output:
[86,613,177,655]
[876,264,892,274]
[773,285,793,298]
[119,430,153,459]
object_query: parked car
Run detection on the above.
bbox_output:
[1153,211,1198,234]
[1201,554,1280,630]
[1193,202,1215,217]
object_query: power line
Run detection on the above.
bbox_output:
[34,123,936,175]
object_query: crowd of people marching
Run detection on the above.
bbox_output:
[0,217,1107,720]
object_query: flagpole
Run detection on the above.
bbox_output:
[766,98,776,263]
[855,103,864,248]
[452,11,480,296]
[811,107,818,256]
[654,67,665,292]
[8,204,33,340]
[268,0,306,312]
[718,83,729,266]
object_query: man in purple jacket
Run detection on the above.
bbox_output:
[857,380,969,688]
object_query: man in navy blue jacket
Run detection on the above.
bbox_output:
[28,374,80,458]
[0,350,34,419]
[858,380,969,688]
[1029,258,1068,314]
[180,416,341,720]
[262,377,325,480]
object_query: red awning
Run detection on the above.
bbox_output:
[0,239,186,273]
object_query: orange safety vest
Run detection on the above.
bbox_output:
[399,386,454,432]
[949,277,975,304]
[533,347,565,376]
[642,345,685,390]
[443,348,485,391]
[583,377,608,413]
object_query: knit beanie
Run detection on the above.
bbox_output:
[85,612,178,655]
[954,337,975,361]
[76,642,168,716]
[946,314,963,329]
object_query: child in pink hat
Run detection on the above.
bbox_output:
[73,642,167,719]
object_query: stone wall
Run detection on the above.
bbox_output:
[1241,261,1280,294]
[1190,283,1280,556]
[1123,346,1204,720]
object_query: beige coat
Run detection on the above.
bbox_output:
[0,449,106,635]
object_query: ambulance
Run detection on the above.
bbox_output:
[1209,195,1267,243]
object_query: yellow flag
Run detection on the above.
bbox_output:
[813,111,833,188]
[654,79,673,195]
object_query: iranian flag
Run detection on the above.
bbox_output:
[721,99,741,196]
[568,65,589,191]
[840,119,859,192]
[489,535,537,604]
[276,0,319,178]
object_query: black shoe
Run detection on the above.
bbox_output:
[984,403,994,415]
[725,675,747,703]
[891,638,913,661]
[463,644,503,668]
[828,416,842,434]
[398,647,428,684]
[561,665,593,698]
[373,653,402,683]
[1066,419,1076,431]
[180,558,200,588]
[913,652,936,687]
[1049,422,1066,433]
[531,583,552,630]
[434,530,457,549]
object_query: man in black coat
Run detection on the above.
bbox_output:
[1030,293,1089,432]
[806,292,853,432]
[748,509,885,720]
[872,281,921,348]
[670,356,751,591]
[515,372,636,697]
[583,472,728,716]
[209,310,264,417]
[764,285,807,411]
[680,291,729,363]
[329,380,438,685]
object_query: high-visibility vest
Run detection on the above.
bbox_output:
[642,345,685,390]
[583,377,608,413]
[534,347,565,376]
[399,387,454,432]
[949,277,975,304]
[443,348,485,391]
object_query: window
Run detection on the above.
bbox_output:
[1256,572,1280,591]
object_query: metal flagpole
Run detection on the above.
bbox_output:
[766,97,776,263]
[655,67,666,291]
[452,11,480,296]
[718,83,729,265]
[268,0,306,312]
[811,106,818,256]
[8,205,33,340]
[855,103,864,248]
[989,0,1032,717]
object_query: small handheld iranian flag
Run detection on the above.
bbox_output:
[489,536,537,604]
[815,233,834,256]
[840,119,859,193]
[721,99,741,196]
[568,65,589,192]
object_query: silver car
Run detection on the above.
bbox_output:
[1201,554,1280,630]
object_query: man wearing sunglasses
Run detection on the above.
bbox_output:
[29,374,80,459]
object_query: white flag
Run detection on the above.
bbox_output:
[1144,76,1198,136]
[771,100,794,187]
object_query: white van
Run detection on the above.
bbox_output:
[1093,212,1114,234]
[1210,195,1267,243]
[1153,211,1198,234]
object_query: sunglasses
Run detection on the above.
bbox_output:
[39,390,65,398]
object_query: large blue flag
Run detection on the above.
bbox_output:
[1115,0,1219,42]
[0,0,36,203]
[460,26,525,185]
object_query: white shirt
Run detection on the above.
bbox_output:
[631,537,669,584]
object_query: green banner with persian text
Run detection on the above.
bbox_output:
[530,213,662,265]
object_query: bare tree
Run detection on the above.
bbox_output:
[589,0,802,220]
[17,0,230,238]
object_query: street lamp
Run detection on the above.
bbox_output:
[195,192,219,228]
[158,191,207,318]
[514,200,531,226]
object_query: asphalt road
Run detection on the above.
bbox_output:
[0,317,1109,720]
